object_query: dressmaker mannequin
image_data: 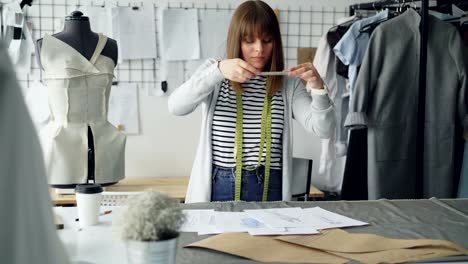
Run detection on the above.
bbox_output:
[19,0,33,9]
[36,11,117,67]
[36,11,125,189]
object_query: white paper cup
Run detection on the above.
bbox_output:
[75,184,103,227]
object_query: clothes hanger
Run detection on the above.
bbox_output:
[358,8,395,34]
[328,10,361,32]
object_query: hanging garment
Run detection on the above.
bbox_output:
[312,15,356,193]
[460,26,468,198]
[345,9,468,199]
[313,33,346,193]
[40,33,126,185]
[327,25,350,79]
[333,9,389,99]
[463,24,468,46]
[1,1,34,73]
[458,141,468,198]
[0,41,69,264]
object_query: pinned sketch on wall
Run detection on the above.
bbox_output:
[24,81,50,125]
[161,8,200,61]
[108,83,140,134]
[199,9,232,60]
[15,21,34,74]
[81,5,113,37]
[2,2,34,74]
[154,61,184,96]
[112,6,157,61]
[185,59,204,80]
[147,82,163,96]
[2,1,24,56]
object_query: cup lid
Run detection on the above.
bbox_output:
[75,184,103,194]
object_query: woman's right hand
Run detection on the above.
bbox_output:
[218,59,260,83]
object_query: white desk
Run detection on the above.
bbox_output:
[54,206,127,264]
[55,199,468,264]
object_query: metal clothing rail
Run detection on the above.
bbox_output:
[349,0,418,14]
[348,0,429,199]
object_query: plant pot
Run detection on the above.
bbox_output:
[125,236,178,264]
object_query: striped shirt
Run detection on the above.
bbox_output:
[212,75,284,169]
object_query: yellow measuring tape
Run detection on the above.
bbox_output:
[234,81,272,201]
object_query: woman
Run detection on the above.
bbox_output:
[168,0,334,203]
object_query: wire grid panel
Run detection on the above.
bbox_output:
[19,0,348,90]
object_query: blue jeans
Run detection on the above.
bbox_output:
[211,164,282,202]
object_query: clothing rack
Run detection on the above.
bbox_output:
[348,0,429,198]
[436,0,468,14]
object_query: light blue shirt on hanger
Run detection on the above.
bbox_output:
[333,9,389,99]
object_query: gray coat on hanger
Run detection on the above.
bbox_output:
[345,9,468,199]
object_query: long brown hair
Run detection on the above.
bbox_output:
[226,0,284,96]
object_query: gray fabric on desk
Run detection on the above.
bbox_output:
[176,198,468,264]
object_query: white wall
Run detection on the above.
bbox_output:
[125,94,202,177]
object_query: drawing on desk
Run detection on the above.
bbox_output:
[240,217,265,228]
[315,215,342,225]
[264,211,302,224]
[180,209,215,233]
[301,207,369,230]
[244,207,307,228]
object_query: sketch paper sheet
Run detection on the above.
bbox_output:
[197,213,220,235]
[248,226,319,236]
[160,61,184,94]
[301,207,369,230]
[161,9,200,61]
[199,9,232,60]
[113,6,157,60]
[81,6,113,37]
[180,210,215,232]
[107,83,139,134]
[244,208,308,228]
[214,212,261,233]
[25,81,50,124]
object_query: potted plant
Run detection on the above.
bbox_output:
[115,190,185,264]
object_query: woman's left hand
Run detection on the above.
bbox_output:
[288,62,324,90]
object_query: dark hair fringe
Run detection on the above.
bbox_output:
[226,0,284,97]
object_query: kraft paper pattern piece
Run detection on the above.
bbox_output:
[276,229,467,253]
[186,232,348,264]
[329,247,464,264]
[277,229,468,264]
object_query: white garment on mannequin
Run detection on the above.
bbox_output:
[40,33,126,185]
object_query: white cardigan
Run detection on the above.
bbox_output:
[168,59,335,203]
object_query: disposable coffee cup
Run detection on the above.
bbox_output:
[75,184,103,227]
